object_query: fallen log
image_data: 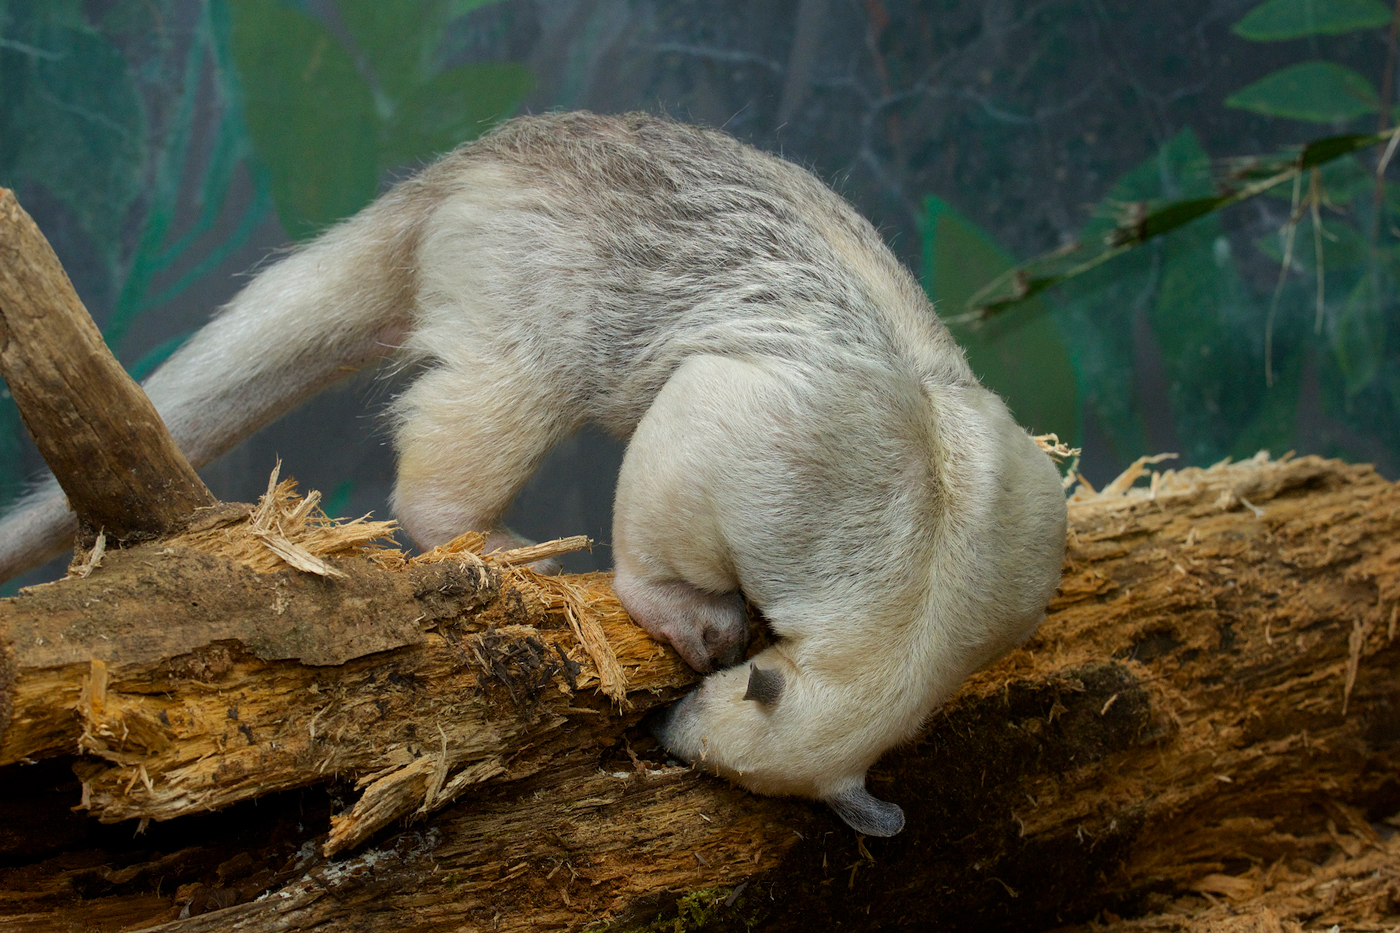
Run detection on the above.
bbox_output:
[1,451,1398,932]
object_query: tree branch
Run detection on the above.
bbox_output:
[0,188,216,541]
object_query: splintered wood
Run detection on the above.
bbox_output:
[1,453,1399,933]
[1,472,688,860]
[174,463,400,577]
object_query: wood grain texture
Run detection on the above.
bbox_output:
[0,454,1397,932]
[0,188,216,540]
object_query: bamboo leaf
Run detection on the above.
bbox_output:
[1226,62,1379,123]
[1265,152,1371,202]
[1233,0,1392,40]
[335,0,445,101]
[966,128,1395,320]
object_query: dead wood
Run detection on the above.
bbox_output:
[0,189,216,541]
[1060,808,1400,932]
[1,453,1399,932]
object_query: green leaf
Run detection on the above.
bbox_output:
[1381,360,1400,421]
[1153,222,1270,463]
[106,14,207,353]
[378,62,533,169]
[1123,132,1267,463]
[1330,270,1389,394]
[1103,127,1216,205]
[1233,0,1392,40]
[921,196,1080,441]
[1051,256,1154,464]
[1093,132,1209,459]
[1065,130,1290,465]
[1229,352,1302,459]
[0,0,85,34]
[1297,130,1393,168]
[1255,215,1373,271]
[127,332,193,382]
[335,0,445,102]
[968,128,1392,320]
[324,479,356,520]
[1226,62,1380,123]
[229,0,378,240]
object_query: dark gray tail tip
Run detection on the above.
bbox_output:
[742,663,785,708]
[828,785,905,837]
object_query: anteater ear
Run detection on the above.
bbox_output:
[742,663,785,708]
[828,784,905,837]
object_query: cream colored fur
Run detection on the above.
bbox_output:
[0,112,1066,835]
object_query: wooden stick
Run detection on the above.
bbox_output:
[0,188,216,540]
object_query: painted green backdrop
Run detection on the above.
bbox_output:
[2,0,1397,585]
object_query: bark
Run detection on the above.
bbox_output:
[0,453,1398,932]
[0,188,216,541]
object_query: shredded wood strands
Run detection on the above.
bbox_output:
[414,530,487,563]
[75,658,109,763]
[1068,450,1306,515]
[67,530,105,579]
[325,754,507,857]
[415,531,590,569]
[179,462,400,576]
[507,568,631,707]
[410,532,630,705]
[491,535,591,567]
[1037,433,1084,491]
[1034,432,1081,461]
[1056,450,1391,759]
[1342,615,1372,716]
[1096,452,1179,499]
[177,467,631,705]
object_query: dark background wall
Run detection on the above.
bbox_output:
[2,0,1397,584]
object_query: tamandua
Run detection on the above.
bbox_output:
[0,111,1067,836]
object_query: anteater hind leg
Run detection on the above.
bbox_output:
[390,360,580,551]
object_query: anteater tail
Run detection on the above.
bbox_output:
[0,185,428,584]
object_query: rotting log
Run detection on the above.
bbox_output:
[0,478,630,858]
[0,189,217,541]
[1060,819,1400,932]
[1,453,1399,932]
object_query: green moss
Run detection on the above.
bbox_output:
[597,885,765,933]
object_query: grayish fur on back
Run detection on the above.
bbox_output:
[404,112,977,432]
